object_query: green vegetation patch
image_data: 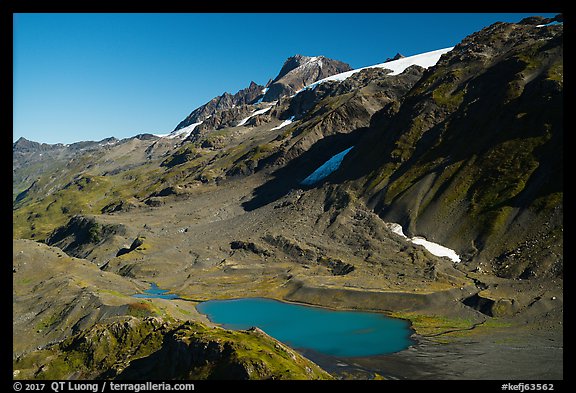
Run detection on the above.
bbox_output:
[161,144,201,168]
[35,312,62,332]
[14,317,333,380]
[126,301,159,318]
[390,312,477,337]
[546,59,563,82]
[470,136,547,212]
[432,81,466,110]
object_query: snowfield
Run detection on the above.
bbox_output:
[297,47,453,94]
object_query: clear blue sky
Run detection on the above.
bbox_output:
[13,13,558,144]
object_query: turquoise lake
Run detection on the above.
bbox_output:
[196,297,414,357]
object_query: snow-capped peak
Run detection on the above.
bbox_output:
[296,47,454,94]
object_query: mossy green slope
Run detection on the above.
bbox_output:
[13,316,333,380]
[336,22,563,277]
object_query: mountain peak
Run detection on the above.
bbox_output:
[13,137,47,152]
[272,55,328,83]
[262,54,352,102]
[384,53,405,63]
[14,136,30,146]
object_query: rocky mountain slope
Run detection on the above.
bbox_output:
[13,15,563,380]
[173,54,351,132]
[334,18,563,279]
[174,81,266,131]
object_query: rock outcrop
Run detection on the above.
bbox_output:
[13,317,333,380]
[174,81,266,131]
[46,215,126,259]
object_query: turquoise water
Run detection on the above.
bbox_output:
[196,297,413,357]
[133,282,179,300]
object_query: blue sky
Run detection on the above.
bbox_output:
[13,13,558,144]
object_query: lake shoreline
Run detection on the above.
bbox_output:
[298,325,563,380]
[193,292,562,380]
[197,297,414,358]
[146,279,563,380]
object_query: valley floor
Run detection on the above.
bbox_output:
[13,172,563,380]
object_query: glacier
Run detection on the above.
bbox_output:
[296,47,454,95]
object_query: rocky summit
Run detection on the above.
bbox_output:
[13,17,563,381]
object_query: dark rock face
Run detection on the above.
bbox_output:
[116,237,145,257]
[174,81,265,131]
[336,21,563,278]
[262,55,352,102]
[46,215,126,259]
[519,14,562,25]
[188,105,253,134]
[101,200,137,214]
[230,240,272,257]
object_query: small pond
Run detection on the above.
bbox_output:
[133,282,179,300]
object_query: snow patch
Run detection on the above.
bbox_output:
[253,88,270,104]
[386,223,461,263]
[99,140,118,147]
[387,223,407,238]
[237,106,272,126]
[270,116,295,131]
[411,236,461,263]
[537,21,562,27]
[155,121,203,139]
[301,146,353,186]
